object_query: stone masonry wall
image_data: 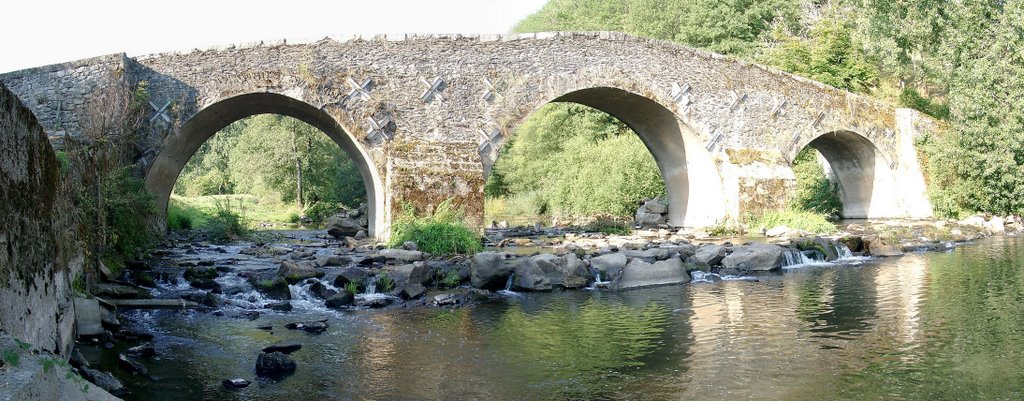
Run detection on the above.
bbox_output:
[0,82,81,355]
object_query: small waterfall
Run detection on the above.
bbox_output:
[587,270,611,289]
[691,270,716,283]
[832,243,854,259]
[503,273,515,292]
[366,277,378,295]
[782,248,821,269]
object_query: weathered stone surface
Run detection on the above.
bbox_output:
[278,260,324,283]
[332,267,369,290]
[470,252,514,290]
[513,259,552,291]
[326,215,364,239]
[325,293,354,309]
[610,258,690,290]
[590,253,627,280]
[863,235,904,257]
[255,352,296,377]
[721,244,784,271]
[378,248,425,262]
[689,245,727,267]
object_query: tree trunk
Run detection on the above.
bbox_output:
[292,130,304,209]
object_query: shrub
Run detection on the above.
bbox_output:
[203,199,249,243]
[791,148,842,217]
[344,281,359,296]
[167,200,195,230]
[387,199,482,255]
[101,168,159,257]
[375,272,395,293]
[747,209,837,234]
[583,214,631,235]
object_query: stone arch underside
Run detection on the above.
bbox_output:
[804,130,898,219]
[144,92,386,238]
[498,86,726,227]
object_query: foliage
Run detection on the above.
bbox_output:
[168,194,309,229]
[485,104,665,220]
[2,348,19,367]
[99,168,159,256]
[747,209,838,234]
[174,114,366,222]
[582,215,632,235]
[790,148,842,216]
[202,198,250,243]
[758,8,879,92]
[437,269,462,289]
[388,200,482,255]
[344,281,360,296]
[707,216,744,237]
[375,272,395,293]
[899,88,949,120]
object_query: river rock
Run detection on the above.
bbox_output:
[721,244,784,271]
[125,344,156,358]
[326,214,364,239]
[526,253,589,288]
[332,267,370,291]
[378,248,425,262]
[320,255,352,267]
[470,252,514,290]
[94,283,152,299]
[793,237,839,261]
[278,260,324,284]
[118,354,148,375]
[958,215,987,229]
[262,343,301,354]
[513,259,552,291]
[610,258,690,290]
[79,367,127,396]
[988,217,1006,233]
[285,319,329,333]
[689,244,727,267]
[324,293,354,309]
[268,301,293,312]
[589,253,627,280]
[223,378,251,389]
[863,235,904,257]
[255,352,296,377]
[623,248,671,260]
[399,283,426,299]
[308,281,338,299]
[254,278,291,300]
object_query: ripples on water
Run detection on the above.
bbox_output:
[94,236,1024,401]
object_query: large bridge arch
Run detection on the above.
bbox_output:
[793,130,899,219]
[493,86,727,227]
[144,92,386,237]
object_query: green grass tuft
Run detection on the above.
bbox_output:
[747,209,837,234]
[387,199,482,255]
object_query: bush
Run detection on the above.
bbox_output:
[167,200,196,230]
[203,199,249,243]
[791,148,842,216]
[375,272,395,293]
[747,209,837,234]
[583,214,631,235]
[303,201,338,223]
[101,168,159,256]
[387,199,482,255]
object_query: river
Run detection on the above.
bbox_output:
[83,234,1024,400]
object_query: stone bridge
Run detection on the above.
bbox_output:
[0,32,937,238]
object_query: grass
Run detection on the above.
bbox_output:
[168,194,305,231]
[202,198,250,243]
[388,200,482,255]
[484,191,549,227]
[747,209,838,235]
[376,272,396,293]
[582,214,632,235]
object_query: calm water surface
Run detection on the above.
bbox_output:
[88,235,1024,400]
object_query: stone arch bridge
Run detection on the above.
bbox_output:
[0,32,937,238]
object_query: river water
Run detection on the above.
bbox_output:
[87,235,1024,400]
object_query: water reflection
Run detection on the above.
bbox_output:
[103,237,1024,401]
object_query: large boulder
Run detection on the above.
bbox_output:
[863,235,904,257]
[326,214,364,239]
[635,199,669,228]
[324,293,354,309]
[470,252,514,290]
[388,263,433,296]
[79,367,127,396]
[688,244,727,267]
[278,260,324,284]
[255,352,296,377]
[332,267,370,290]
[377,249,425,262]
[589,253,628,281]
[513,259,552,291]
[520,253,590,289]
[721,244,784,271]
[793,237,839,261]
[610,258,690,290]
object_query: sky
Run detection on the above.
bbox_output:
[1,0,549,73]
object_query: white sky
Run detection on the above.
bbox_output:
[1,0,549,73]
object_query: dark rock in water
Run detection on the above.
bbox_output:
[182,291,221,308]
[189,277,221,291]
[285,319,329,333]
[70,347,90,369]
[326,214,364,239]
[125,344,157,358]
[214,310,261,320]
[94,283,153,299]
[215,265,234,273]
[321,255,352,267]
[325,293,354,309]
[721,244,784,271]
[198,260,215,266]
[184,267,219,281]
[354,230,367,240]
[223,378,251,389]
[100,307,121,328]
[399,283,425,300]
[255,352,297,377]
[512,258,552,291]
[253,277,291,300]
[431,293,461,307]
[261,343,302,354]
[358,296,396,308]
[308,281,338,299]
[125,260,149,270]
[118,354,148,375]
[80,367,128,396]
[279,260,325,284]
[333,267,370,290]
[470,252,515,290]
[466,289,492,303]
[610,258,690,290]
[268,301,293,312]
[257,325,273,331]
[131,271,157,287]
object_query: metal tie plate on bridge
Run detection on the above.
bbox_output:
[365,115,393,144]
[346,77,373,101]
[705,129,723,152]
[477,127,503,162]
[670,83,692,107]
[420,76,445,103]
[481,78,498,102]
[811,111,826,128]
[771,98,787,118]
[729,90,748,112]
[148,100,172,124]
